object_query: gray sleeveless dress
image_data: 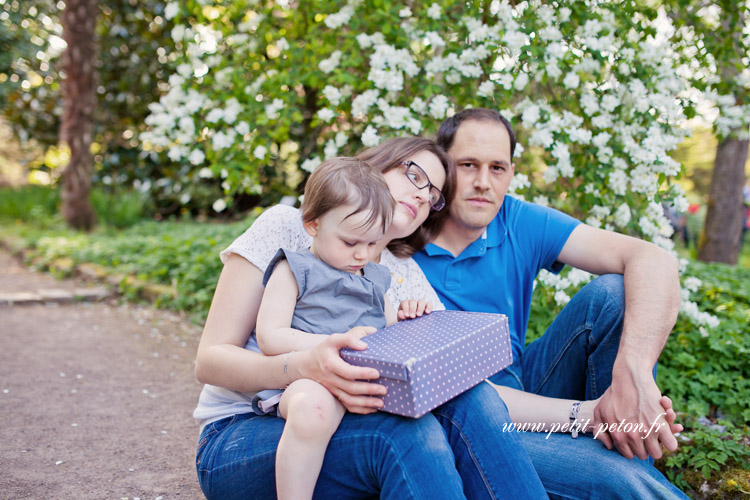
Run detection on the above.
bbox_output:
[249,248,391,414]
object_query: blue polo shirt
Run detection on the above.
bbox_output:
[413,196,580,367]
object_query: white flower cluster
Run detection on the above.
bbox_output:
[324,0,361,28]
[367,44,419,92]
[680,277,720,330]
[537,268,593,306]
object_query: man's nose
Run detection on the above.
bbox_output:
[473,165,491,190]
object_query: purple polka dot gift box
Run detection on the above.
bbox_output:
[340,310,512,418]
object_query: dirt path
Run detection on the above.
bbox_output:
[0,250,206,499]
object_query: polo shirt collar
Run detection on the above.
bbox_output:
[423,206,508,258]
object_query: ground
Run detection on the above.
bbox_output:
[0,250,206,499]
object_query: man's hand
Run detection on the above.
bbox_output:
[398,299,433,320]
[297,326,387,414]
[593,368,679,460]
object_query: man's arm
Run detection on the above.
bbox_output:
[556,224,682,459]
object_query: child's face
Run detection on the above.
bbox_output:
[305,205,387,274]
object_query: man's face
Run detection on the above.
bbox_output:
[446,119,515,232]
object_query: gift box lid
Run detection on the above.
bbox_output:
[341,310,510,382]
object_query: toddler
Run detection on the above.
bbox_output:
[255,157,426,500]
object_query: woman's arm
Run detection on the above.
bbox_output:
[490,382,682,445]
[256,261,329,355]
[194,254,386,412]
[490,383,596,433]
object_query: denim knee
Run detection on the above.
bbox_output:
[453,381,511,418]
[581,274,625,316]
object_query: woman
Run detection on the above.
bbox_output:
[193,137,548,499]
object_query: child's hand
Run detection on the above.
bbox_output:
[397,299,433,320]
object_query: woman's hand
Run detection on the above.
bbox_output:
[589,394,683,457]
[293,326,388,414]
[398,299,433,320]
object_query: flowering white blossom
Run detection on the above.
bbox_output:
[508,173,530,194]
[533,195,549,207]
[322,85,342,106]
[198,167,213,178]
[276,37,289,51]
[424,31,445,48]
[477,80,495,98]
[212,199,227,212]
[328,132,345,149]
[514,72,529,91]
[563,72,580,89]
[325,6,355,29]
[427,3,441,19]
[554,291,571,306]
[530,128,554,148]
[234,121,250,136]
[165,2,179,20]
[317,108,335,122]
[212,130,235,150]
[223,98,242,124]
[319,50,342,73]
[361,125,380,147]
[543,165,559,184]
[600,94,620,112]
[399,7,412,17]
[608,170,629,196]
[171,24,186,42]
[167,146,185,162]
[205,108,223,123]
[324,139,338,159]
[301,156,322,173]
[410,97,427,115]
[428,95,450,119]
[253,146,267,159]
[188,149,205,165]
[521,103,540,129]
[264,98,284,120]
[351,90,380,117]
[356,33,372,48]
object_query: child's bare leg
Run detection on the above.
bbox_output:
[276,378,345,500]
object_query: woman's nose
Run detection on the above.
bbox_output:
[413,185,429,203]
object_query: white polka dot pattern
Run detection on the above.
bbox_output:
[340,310,513,418]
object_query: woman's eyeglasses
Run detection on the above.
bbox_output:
[401,161,445,212]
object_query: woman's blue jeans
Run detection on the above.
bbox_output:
[196,382,548,499]
[490,274,689,500]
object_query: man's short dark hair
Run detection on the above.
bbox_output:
[437,108,517,159]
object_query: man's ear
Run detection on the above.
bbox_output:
[303,219,319,237]
[510,162,515,175]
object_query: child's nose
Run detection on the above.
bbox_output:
[354,246,368,260]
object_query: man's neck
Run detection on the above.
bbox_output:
[432,217,486,257]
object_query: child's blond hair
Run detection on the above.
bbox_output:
[301,157,394,234]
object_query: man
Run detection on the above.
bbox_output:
[414,108,688,498]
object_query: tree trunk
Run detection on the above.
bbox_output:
[60,0,98,230]
[697,137,749,264]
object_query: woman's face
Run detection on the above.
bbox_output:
[383,149,446,240]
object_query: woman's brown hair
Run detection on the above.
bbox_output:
[357,137,455,258]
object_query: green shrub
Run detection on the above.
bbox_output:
[0,185,59,224]
[0,185,151,229]
[90,188,151,228]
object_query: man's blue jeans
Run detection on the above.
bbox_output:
[490,274,688,500]
[196,382,548,499]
